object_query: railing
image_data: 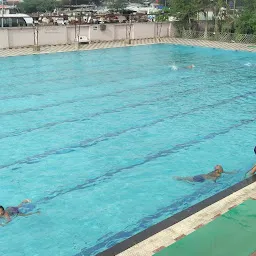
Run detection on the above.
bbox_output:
[177,30,256,44]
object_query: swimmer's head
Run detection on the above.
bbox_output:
[254,146,256,154]
[214,165,223,174]
[0,206,5,216]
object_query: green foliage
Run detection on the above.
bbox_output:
[240,0,256,10]
[60,0,71,5]
[166,0,216,22]
[167,0,256,34]
[235,11,256,34]
[18,0,60,13]
[155,7,172,22]
[234,0,256,34]
[167,0,198,22]
[107,0,128,12]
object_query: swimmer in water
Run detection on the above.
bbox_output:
[174,165,237,183]
[249,165,256,176]
[185,64,195,69]
[170,64,195,71]
[0,199,40,226]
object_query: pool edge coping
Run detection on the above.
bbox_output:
[0,38,256,58]
[97,175,256,256]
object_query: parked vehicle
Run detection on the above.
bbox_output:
[0,5,34,27]
[0,14,32,27]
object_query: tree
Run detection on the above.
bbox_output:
[18,0,60,13]
[235,11,256,34]
[166,0,256,35]
[155,7,172,22]
[168,0,230,34]
[61,0,71,5]
[167,0,198,27]
[235,0,256,34]
[107,0,128,12]
[197,0,227,35]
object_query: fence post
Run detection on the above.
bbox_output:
[126,14,132,44]
[113,24,116,41]
[33,25,40,51]
[7,28,10,48]
[168,22,171,38]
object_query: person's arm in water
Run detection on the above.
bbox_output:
[18,211,40,217]
[0,218,11,227]
[250,165,256,175]
[0,211,40,227]
[205,165,237,182]
[203,173,220,182]
[223,170,238,174]
[0,212,11,227]
[205,170,237,182]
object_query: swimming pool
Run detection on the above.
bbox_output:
[0,44,255,256]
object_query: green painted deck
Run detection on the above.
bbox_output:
[155,199,256,256]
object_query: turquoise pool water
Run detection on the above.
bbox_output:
[0,44,255,256]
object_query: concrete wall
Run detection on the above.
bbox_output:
[0,22,173,49]
[38,26,68,45]
[159,23,171,37]
[134,23,155,39]
[114,24,127,40]
[0,29,9,48]
[8,27,34,48]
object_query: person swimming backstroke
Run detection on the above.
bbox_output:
[174,165,237,183]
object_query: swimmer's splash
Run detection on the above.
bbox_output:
[170,65,178,71]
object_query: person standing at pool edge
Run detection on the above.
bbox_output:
[247,146,256,176]
[0,199,40,226]
[174,165,236,183]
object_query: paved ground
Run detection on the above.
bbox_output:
[155,199,256,256]
[0,38,255,58]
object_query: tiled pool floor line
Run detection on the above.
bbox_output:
[0,38,256,58]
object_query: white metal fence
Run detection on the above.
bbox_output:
[178,30,256,44]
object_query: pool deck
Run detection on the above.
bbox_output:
[0,38,255,58]
[115,180,256,256]
[154,199,256,256]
